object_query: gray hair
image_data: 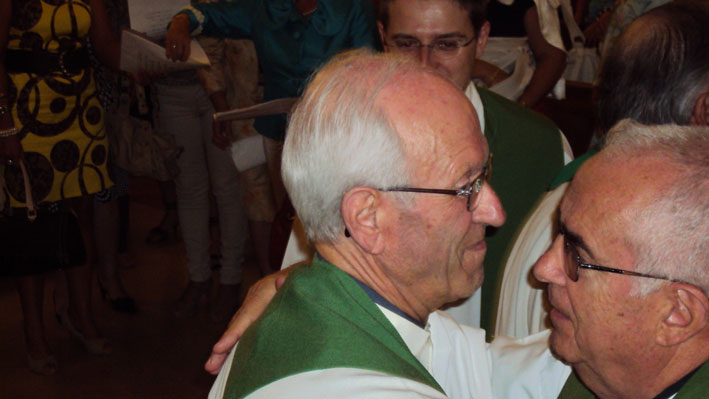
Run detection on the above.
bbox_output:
[597,0,709,132]
[601,120,709,296]
[283,49,430,243]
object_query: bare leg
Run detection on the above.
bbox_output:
[16,274,58,375]
[64,196,105,342]
[93,197,126,298]
[62,265,101,340]
[16,274,51,359]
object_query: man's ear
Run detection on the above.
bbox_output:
[690,92,709,126]
[474,21,490,59]
[377,21,388,51]
[656,285,709,347]
[341,187,384,254]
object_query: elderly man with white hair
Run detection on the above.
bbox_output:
[496,120,709,399]
[207,49,510,398]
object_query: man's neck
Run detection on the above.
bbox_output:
[316,243,432,324]
[574,349,708,399]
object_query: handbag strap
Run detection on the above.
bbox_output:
[19,160,37,221]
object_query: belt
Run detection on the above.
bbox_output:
[5,47,90,76]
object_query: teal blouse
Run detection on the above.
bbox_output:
[179,0,376,140]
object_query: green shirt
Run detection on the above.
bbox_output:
[559,361,709,399]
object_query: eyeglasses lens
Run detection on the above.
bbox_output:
[563,237,580,282]
[467,155,493,211]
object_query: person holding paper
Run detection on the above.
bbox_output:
[196,35,277,277]
[153,66,249,322]
[165,0,377,210]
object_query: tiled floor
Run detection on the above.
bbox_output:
[0,177,260,398]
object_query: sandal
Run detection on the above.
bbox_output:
[23,321,58,376]
[55,310,112,356]
[97,278,138,314]
[173,280,210,318]
[146,203,180,246]
[27,354,58,376]
[145,223,180,246]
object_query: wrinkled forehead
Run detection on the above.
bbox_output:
[560,154,671,243]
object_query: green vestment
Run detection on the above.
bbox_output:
[558,362,709,399]
[223,257,444,398]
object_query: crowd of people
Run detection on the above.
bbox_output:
[1,1,707,399]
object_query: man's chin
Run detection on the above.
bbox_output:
[548,330,578,365]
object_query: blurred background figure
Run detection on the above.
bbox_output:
[153,67,248,323]
[472,0,567,109]
[1,0,122,375]
[165,0,377,268]
[89,0,138,314]
[196,34,277,278]
[496,0,709,338]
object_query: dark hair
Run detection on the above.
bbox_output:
[597,0,709,132]
[378,0,487,36]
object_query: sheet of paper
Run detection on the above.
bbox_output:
[128,0,189,40]
[230,135,266,172]
[119,29,210,75]
[212,98,299,123]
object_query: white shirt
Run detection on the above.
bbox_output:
[495,183,568,337]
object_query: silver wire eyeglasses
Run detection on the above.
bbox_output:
[385,35,476,59]
[562,234,685,283]
[380,153,492,212]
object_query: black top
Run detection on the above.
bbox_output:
[487,0,535,37]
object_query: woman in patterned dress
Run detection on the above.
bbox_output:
[0,0,121,375]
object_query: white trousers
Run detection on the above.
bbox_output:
[156,82,247,285]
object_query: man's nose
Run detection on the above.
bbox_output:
[472,183,505,227]
[418,45,434,68]
[533,235,568,286]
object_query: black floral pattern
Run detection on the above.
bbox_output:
[5,0,112,206]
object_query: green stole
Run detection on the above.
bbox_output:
[223,257,444,398]
[476,87,565,339]
[559,361,709,398]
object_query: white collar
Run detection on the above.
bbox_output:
[377,305,433,373]
[465,82,486,135]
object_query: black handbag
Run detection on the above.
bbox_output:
[0,161,86,276]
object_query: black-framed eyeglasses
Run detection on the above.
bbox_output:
[562,235,684,283]
[384,36,476,59]
[380,153,492,212]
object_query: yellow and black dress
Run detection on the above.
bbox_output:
[3,0,113,207]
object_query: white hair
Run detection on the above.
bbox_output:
[602,120,709,296]
[283,49,431,243]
